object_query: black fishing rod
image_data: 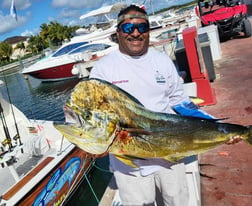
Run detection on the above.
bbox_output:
[1,72,23,148]
[5,86,22,147]
[0,102,13,151]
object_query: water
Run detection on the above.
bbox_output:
[0,72,79,121]
[0,71,112,206]
[65,157,112,206]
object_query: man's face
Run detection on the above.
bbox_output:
[117,12,149,56]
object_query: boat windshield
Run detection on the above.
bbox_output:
[52,42,88,57]
[68,43,111,54]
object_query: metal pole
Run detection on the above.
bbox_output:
[1,75,23,147]
[0,102,13,150]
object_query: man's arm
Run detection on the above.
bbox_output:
[172,99,215,119]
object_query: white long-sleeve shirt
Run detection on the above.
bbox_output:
[89,48,190,175]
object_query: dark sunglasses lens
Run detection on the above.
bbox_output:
[121,23,134,33]
[121,23,148,34]
[138,23,149,33]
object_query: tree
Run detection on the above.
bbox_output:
[27,35,47,54]
[40,21,80,47]
[24,22,80,55]
[15,42,26,56]
[0,42,13,62]
[40,23,50,40]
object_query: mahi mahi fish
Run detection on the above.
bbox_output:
[54,78,252,165]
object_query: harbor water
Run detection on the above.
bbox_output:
[0,70,112,206]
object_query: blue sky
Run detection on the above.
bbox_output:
[0,0,193,42]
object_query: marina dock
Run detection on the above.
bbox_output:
[99,18,252,206]
[0,54,41,74]
[200,18,252,205]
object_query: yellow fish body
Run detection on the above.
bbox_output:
[54,78,252,165]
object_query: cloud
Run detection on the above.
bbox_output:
[2,0,31,10]
[0,0,31,36]
[55,8,82,26]
[0,14,29,35]
[51,0,104,10]
[50,0,107,27]
[58,8,81,19]
[21,27,40,37]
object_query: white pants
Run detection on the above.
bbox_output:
[114,163,189,206]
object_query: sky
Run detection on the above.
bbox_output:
[0,0,193,42]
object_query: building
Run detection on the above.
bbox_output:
[3,36,29,59]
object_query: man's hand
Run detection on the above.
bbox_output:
[226,135,242,145]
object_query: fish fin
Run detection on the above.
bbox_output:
[119,128,155,145]
[244,125,252,145]
[114,154,143,168]
[123,128,152,135]
[189,96,205,105]
[163,155,183,163]
[200,172,216,179]
[123,154,146,161]
[123,128,151,136]
[89,78,145,107]
[189,116,228,122]
[199,163,215,167]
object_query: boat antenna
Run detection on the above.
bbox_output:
[1,75,23,148]
[143,0,154,15]
[150,0,154,15]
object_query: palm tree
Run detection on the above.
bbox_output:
[40,21,80,47]
[0,42,13,62]
[40,23,50,40]
[27,35,47,54]
[48,22,69,45]
[15,42,26,56]
[25,22,80,55]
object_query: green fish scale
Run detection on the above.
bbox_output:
[56,78,251,163]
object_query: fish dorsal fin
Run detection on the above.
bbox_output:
[89,78,145,107]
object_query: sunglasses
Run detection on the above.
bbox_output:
[119,22,149,34]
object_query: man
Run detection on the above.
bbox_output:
[90,4,240,206]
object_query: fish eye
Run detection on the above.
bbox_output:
[82,111,92,120]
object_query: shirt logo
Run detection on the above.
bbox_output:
[112,80,129,85]
[155,71,166,83]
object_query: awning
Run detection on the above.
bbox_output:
[80,3,126,20]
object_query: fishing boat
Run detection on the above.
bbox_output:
[0,80,94,205]
[22,3,125,82]
[21,38,118,82]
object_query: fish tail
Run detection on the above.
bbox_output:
[245,125,252,145]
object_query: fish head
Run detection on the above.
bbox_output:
[54,104,119,155]
[54,78,151,156]
[53,79,126,154]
